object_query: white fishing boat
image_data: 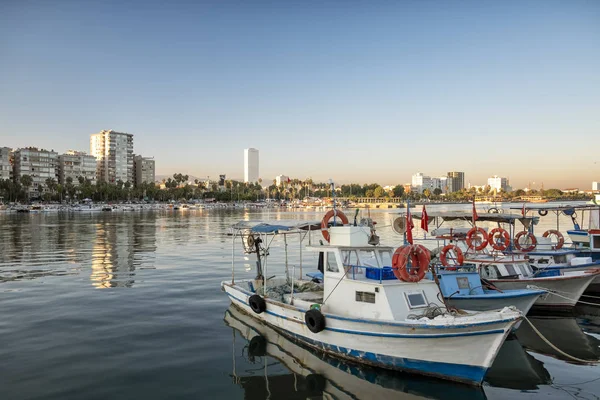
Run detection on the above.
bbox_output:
[221,212,521,386]
[401,210,600,308]
[472,253,599,308]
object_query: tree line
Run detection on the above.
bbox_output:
[0,174,591,203]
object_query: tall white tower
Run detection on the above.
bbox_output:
[244,148,259,183]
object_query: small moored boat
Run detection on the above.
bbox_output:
[221,212,521,386]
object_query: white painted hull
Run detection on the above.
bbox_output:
[225,304,487,399]
[447,293,540,315]
[223,282,520,385]
[488,272,599,308]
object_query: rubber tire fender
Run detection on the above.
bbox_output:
[249,294,266,314]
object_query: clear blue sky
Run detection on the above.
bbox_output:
[1,0,598,189]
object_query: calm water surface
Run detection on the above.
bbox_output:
[0,205,599,399]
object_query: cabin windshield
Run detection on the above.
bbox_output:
[326,252,339,272]
[516,263,533,277]
[379,249,392,267]
[481,265,500,279]
[358,249,379,268]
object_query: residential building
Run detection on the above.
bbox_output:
[488,175,509,192]
[58,150,97,185]
[244,148,259,183]
[13,147,59,198]
[593,182,600,191]
[90,130,134,184]
[275,175,290,186]
[447,171,465,192]
[133,155,155,187]
[0,147,12,180]
[411,172,433,194]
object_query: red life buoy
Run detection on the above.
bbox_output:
[488,228,510,251]
[440,244,464,269]
[514,231,537,252]
[391,244,430,283]
[320,210,349,242]
[466,227,488,251]
[543,230,564,250]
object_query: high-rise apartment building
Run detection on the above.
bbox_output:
[488,175,509,192]
[244,148,259,183]
[58,150,97,185]
[0,147,12,181]
[447,171,465,192]
[13,147,59,198]
[133,155,155,187]
[90,130,134,184]
[411,172,433,194]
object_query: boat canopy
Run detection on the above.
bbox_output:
[230,220,322,234]
[405,211,539,225]
[508,203,597,212]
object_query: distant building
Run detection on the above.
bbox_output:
[90,130,134,184]
[0,147,12,181]
[13,147,59,198]
[275,175,289,186]
[411,172,433,194]
[562,188,579,194]
[133,155,155,187]
[447,171,465,192]
[593,182,600,191]
[58,150,97,186]
[244,148,259,183]
[488,175,509,192]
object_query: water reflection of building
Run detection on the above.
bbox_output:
[91,214,156,288]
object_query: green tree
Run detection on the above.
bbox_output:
[392,185,405,198]
[373,186,384,198]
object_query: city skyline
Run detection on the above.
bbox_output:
[1,1,599,188]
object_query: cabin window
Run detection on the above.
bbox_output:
[505,264,517,276]
[456,277,470,290]
[554,255,567,264]
[326,252,339,273]
[358,250,379,268]
[379,250,392,267]
[517,264,531,277]
[481,265,500,279]
[355,291,376,304]
[342,250,363,276]
[405,291,428,309]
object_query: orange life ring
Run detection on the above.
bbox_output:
[466,227,488,251]
[391,244,430,283]
[488,228,510,251]
[543,230,564,250]
[320,210,349,242]
[514,231,537,252]
[440,244,464,269]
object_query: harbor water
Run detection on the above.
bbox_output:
[1,204,599,399]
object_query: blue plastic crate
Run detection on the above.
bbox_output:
[365,266,396,281]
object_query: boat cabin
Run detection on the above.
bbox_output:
[304,226,444,321]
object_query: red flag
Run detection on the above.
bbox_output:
[421,205,429,232]
[472,199,479,223]
[287,177,291,183]
[521,203,526,217]
[406,208,415,244]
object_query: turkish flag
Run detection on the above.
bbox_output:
[406,208,415,244]
[521,203,526,217]
[472,200,479,223]
[421,205,429,232]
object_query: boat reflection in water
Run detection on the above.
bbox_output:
[224,305,553,399]
[516,314,600,362]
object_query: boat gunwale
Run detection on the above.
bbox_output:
[222,282,522,330]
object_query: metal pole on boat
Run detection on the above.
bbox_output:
[299,231,303,279]
[291,263,295,305]
[232,231,236,284]
[263,232,268,296]
[284,233,289,281]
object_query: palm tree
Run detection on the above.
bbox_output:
[20,175,33,200]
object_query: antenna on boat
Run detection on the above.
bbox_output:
[329,178,338,226]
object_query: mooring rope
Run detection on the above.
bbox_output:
[522,316,596,364]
